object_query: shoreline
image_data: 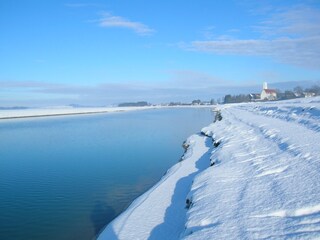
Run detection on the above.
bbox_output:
[0,110,113,120]
[97,133,211,240]
[97,97,320,239]
[0,106,158,120]
[0,105,213,121]
[0,106,214,240]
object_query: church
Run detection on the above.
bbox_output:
[261,82,277,101]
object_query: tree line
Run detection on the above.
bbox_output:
[223,84,320,104]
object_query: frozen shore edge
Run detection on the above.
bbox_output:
[97,129,215,239]
[0,105,212,120]
[0,106,159,120]
[98,97,320,239]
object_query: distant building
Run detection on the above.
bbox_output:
[261,82,277,100]
[303,92,316,98]
[249,93,261,101]
[293,92,303,98]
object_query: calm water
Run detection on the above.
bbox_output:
[0,108,213,240]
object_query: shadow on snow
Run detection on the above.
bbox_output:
[148,136,213,240]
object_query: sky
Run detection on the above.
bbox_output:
[1,0,320,106]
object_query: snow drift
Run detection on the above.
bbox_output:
[99,97,320,240]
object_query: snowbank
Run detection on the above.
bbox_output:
[184,97,320,239]
[0,106,160,120]
[0,105,212,120]
[98,134,213,240]
[99,97,320,239]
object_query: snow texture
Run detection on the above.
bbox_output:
[0,105,210,120]
[98,134,213,240]
[99,97,320,240]
[0,106,158,119]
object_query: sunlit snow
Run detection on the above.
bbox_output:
[97,97,320,239]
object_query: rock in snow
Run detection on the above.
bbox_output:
[98,97,320,240]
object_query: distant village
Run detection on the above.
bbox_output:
[223,82,320,104]
[118,82,320,107]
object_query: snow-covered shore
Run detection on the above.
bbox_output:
[0,105,213,120]
[0,106,160,120]
[98,97,320,239]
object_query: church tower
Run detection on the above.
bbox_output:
[263,82,268,90]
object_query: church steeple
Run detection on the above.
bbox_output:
[263,82,268,90]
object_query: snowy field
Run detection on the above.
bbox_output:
[0,106,159,119]
[0,105,211,120]
[98,96,320,240]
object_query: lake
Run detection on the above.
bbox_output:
[0,108,213,240]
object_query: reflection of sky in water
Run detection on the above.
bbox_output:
[0,108,213,240]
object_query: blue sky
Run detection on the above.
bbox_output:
[1,0,320,106]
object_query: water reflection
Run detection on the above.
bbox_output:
[91,201,116,236]
[0,108,213,240]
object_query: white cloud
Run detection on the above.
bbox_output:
[189,36,320,69]
[98,13,155,36]
[182,5,320,69]
[255,5,320,38]
[3,78,320,107]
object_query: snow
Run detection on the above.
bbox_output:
[0,106,160,119]
[98,134,213,240]
[98,97,320,240]
[0,105,210,120]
